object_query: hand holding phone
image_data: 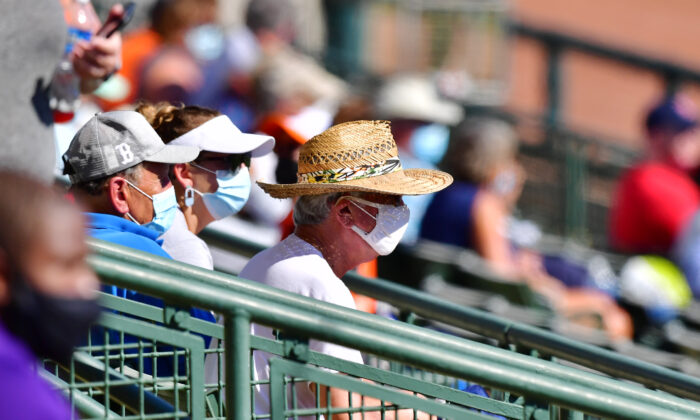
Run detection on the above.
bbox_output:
[95,2,135,38]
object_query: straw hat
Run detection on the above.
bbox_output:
[258,120,453,198]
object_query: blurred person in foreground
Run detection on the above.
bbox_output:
[63,111,216,374]
[136,102,274,269]
[421,118,633,340]
[0,171,100,419]
[0,0,123,183]
[242,120,452,419]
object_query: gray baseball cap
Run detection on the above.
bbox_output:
[63,111,200,183]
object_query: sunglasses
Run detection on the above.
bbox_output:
[193,153,251,172]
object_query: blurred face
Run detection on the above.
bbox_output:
[126,162,172,224]
[487,160,525,207]
[0,203,101,363]
[23,206,98,300]
[668,128,700,172]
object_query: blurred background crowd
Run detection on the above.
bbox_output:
[12,0,700,371]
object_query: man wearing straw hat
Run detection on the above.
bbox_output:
[240,120,452,419]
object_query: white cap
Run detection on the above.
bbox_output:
[376,75,464,126]
[169,115,275,157]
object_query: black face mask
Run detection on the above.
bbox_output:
[0,275,101,364]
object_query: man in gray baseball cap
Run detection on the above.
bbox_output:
[64,110,216,378]
[64,110,199,256]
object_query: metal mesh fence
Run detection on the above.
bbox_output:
[40,292,604,420]
[44,309,204,419]
[326,0,510,105]
[39,248,700,419]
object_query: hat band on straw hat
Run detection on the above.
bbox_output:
[298,157,402,184]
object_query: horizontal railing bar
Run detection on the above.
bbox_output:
[40,369,120,419]
[511,21,700,84]
[87,246,700,419]
[270,358,496,420]
[90,237,700,402]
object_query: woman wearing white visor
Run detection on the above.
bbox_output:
[137,103,275,269]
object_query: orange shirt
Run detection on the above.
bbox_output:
[97,28,162,110]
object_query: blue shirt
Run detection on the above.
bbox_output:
[0,321,73,420]
[86,213,215,375]
[420,181,480,249]
[87,212,170,258]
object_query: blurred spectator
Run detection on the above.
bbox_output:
[98,0,216,109]
[247,0,346,118]
[376,75,463,244]
[619,255,692,326]
[137,102,274,269]
[63,111,215,374]
[241,120,451,419]
[0,171,100,419]
[421,117,633,340]
[610,95,700,255]
[0,0,122,183]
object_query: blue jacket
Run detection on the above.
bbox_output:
[86,213,215,375]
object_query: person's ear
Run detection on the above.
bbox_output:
[0,251,10,307]
[108,177,131,215]
[333,198,354,228]
[173,163,194,188]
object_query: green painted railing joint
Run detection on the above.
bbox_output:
[283,338,311,363]
[164,306,191,331]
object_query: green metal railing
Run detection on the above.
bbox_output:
[196,229,700,397]
[63,238,700,420]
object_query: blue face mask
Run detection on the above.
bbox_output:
[125,181,178,235]
[185,24,225,61]
[491,169,517,196]
[409,123,450,166]
[188,164,251,220]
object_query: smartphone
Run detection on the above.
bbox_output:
[95,2,136,38]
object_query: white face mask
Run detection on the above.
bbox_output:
[339,196,410,256]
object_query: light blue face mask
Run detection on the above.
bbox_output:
[187,164,251,220]
[125,181,178,235]
[184,24,225,62]
[491,169,517,196]
[409,123,450,166]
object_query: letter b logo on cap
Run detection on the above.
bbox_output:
[115,143,135,165]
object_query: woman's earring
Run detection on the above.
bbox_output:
[184,186,195,207]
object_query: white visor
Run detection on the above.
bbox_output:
[169,115,275,157]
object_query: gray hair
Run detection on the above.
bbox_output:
[442,117,517,184]
[293,193,343,226]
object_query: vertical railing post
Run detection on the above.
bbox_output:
[544,42,573,238]
[564,137,587,240]
[664,73,681,98]
[226,310,251,420]
[545,42,562,132]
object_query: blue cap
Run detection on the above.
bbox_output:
[645,95,698,134]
